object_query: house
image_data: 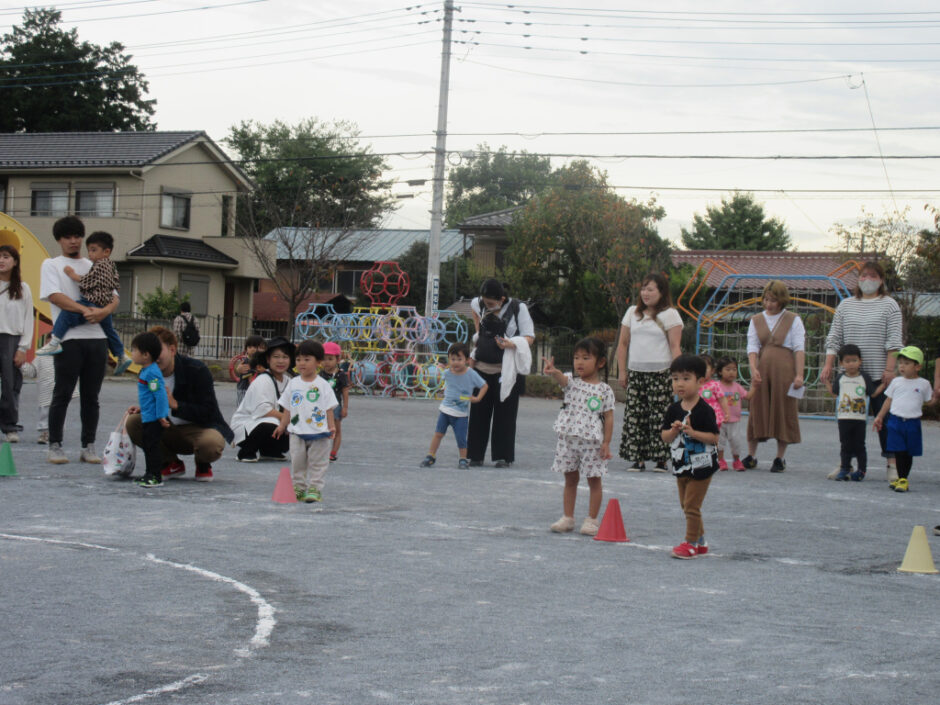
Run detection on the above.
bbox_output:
[0,131,271,335]
[455,207,521,275]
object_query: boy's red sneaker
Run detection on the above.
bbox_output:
[718,459,728,471]
[695,542,709,556]
[672,542,698,559]
[732,459,746,471]
[195,464,214,482]
[161,459,185,479]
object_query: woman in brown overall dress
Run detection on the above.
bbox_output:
[741,281,805,473]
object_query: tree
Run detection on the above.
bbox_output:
[226,118,396,327]
[0,8,155,132]
[136,286,187,319]
[445,145,554,227]
[680,192,791,251]
[395,240,478,310]
[504,161,671,329]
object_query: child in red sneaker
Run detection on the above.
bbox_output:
[699,354,731,469]
[715,356,751,471]
[661,354,720,559]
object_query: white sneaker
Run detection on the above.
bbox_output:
[827,468,842,480]
[579,517,600,536]
[4,432,18,443]
[80,445,102,463]
[47,442,68,464]
[887,462,899,483]
[35,338,62,356]
[37,430,49,444]
[550,515,575,533]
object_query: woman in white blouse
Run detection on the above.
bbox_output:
[742,280,805,473]
[230,337,294,462]
[0,245,33,443]
[616,273,683,471]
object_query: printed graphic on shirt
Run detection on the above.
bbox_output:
[552,378,615,443]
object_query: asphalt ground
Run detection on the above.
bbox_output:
[2,378,939,705]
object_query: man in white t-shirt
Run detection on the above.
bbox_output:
[39,216,119,464]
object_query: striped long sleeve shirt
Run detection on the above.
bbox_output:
[825,296,904,379]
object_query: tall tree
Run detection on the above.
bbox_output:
[445,144,553,227]
[395,240,478,310]
[504,161,671,329]
[226,118,396,327]
[680,192,791,251]
[0,8,155,132]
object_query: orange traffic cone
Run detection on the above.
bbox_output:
[272,467,297,504]
[594,498,629,542]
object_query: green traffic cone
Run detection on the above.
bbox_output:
[0,441,16,477]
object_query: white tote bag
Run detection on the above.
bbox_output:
[102,412,136,477]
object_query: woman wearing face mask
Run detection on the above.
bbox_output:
[820,262,902,483]
[0,245,33,443]
[467,279,535,467]
[616,273,683,471]
[741,280,805,473]
[230,336,295,462]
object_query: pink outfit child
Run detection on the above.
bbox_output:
[700,380,725,427]
[719,380,748,424]
[717,379,748,470]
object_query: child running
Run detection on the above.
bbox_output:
[715,356,751,471]
[232,334,266,408]
[420,343,487,469]
[319,342,350,462]
[825,344,883,481]
[274,340,338,503]
[661,354,720,559]
[130,332,170,488]
[36,231,131,375]
[873,346,931,493]
[544,337,615,537]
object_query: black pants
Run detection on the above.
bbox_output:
[467,371,524,463]
[238,422,289,457]
[869,392,891,458]
[895,452,913,480]
[141,420,164,480]
[0,333,23,433]
[838,419,867,473]
[49,338,107,446]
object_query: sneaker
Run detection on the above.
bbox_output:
[833,469,851,481]
[303,487,322,503]
[161,459,185,479]
[35,338,62,356]
[672,541,698,559]
[79,445,101,463]
[742,455,758,470]
[550,515,575,533]
[770,457,786,473]
[579,517,600,536]
[849,470,866,482]
[295,487,305,501]
[136,475,164,488]
[696,541,709,556]
[113,357,133,376]
[827,468,843,480]
[889,478,899,490]
[893,478,909,493]
[718,459,728,471]
[652,461,668,473]
[259,453,287,461]
[329,452,338,462]
[37,430,49,444]
[468,459,483,467]
[933,525,940,537]
[627,461,645,472]
[458,458,469,469]
[47,442,68,464]
[236,448,258,463]
[419,454,436,467]
[494,459,511,468]
[195,464,214,482]
[886,463,899,484]
[732,459,746,471]
[4,431,18,443]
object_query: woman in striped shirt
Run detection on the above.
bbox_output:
[820,261,903,482]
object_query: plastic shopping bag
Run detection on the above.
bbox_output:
[102,413,136,477]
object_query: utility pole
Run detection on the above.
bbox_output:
[425,0,454,316]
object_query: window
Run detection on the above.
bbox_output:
[179,273,209,315]
[161,190,191,229]
[75,184,114,217]
[30,184,68,217]
[117,272,132,314]
[337,269,365,297]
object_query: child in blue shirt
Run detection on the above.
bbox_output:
[130,331,170,488]
[420,343,488,469]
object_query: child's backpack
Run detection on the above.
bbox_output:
[181,314,200,347]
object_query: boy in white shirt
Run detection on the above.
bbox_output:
[274,339,337,503]
[873,346,932,493]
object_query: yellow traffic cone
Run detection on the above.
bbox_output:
[898,525,938,574]
[0,441,16,477]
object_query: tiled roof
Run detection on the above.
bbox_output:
[266,228,467,262]
[253,292,353,321]
[671,250,878,290]
[456,206,521,230]
[127,234,238,266]
[0,131,207,169]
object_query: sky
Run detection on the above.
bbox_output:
[15,0,940,249]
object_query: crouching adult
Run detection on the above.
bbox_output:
[125,326,233,481]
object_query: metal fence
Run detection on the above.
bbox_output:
[112,313,259,360]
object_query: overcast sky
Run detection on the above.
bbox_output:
[24,0,940,249]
